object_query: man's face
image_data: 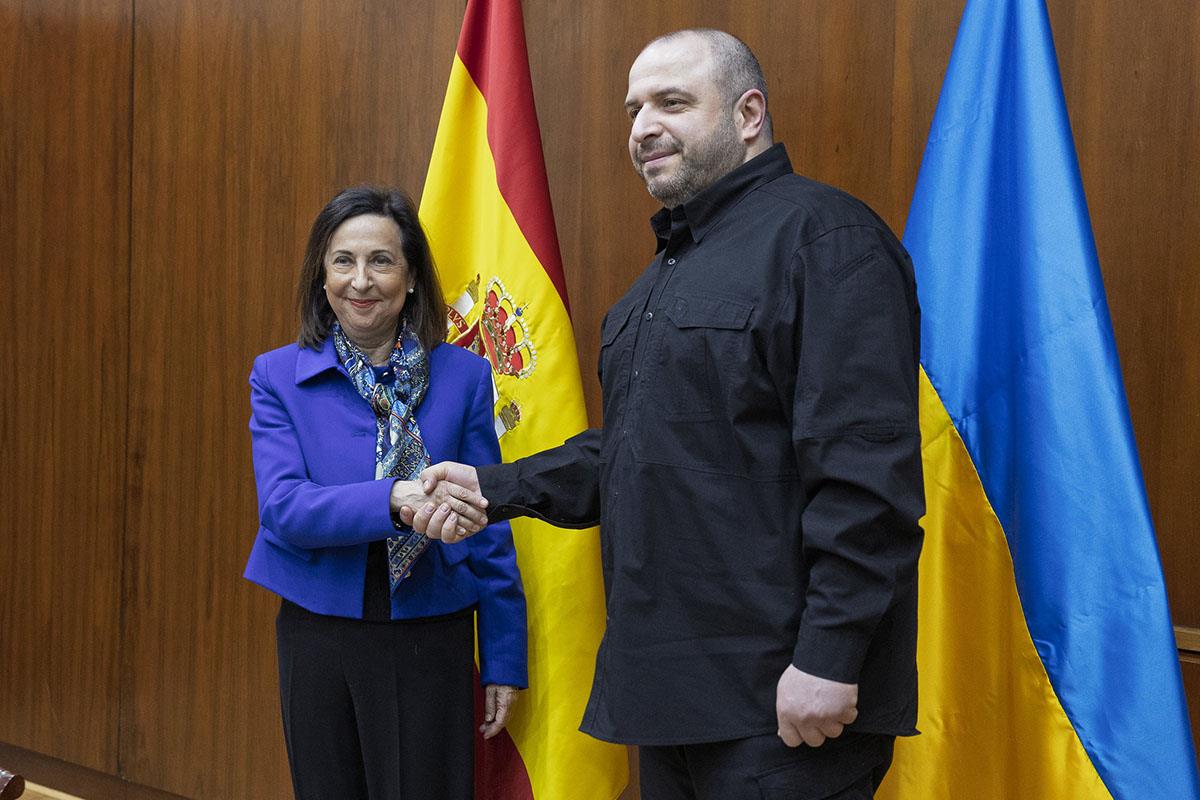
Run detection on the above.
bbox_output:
[625,36,747,208]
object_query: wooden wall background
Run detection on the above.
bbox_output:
[1,0,1196,797]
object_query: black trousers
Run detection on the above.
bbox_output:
[639,731,895,800]
[275,600,475,800]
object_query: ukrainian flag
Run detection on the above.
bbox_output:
[419,1,627,798]
[879,1,1200,797]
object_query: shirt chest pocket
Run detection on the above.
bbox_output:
[653,294,754,419]
[598,302,638,386]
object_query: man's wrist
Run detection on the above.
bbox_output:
[475,463,507,523]
[792,625,870,684]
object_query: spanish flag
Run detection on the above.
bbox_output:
[419,1,627,798]
[880,0,1200,797]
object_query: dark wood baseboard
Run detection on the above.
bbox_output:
[0,744,184,800]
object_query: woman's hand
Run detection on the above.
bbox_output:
[389,479,489,535]
[399,462,488,543]
[480,684,520,739]
[395,462,491,543]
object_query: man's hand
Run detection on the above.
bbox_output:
[776,664,858,747]
[480,684,520,739]
[396,462,485,543]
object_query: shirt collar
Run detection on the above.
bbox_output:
[294,335,344,384]
[651,143,793,251]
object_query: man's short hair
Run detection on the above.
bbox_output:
[649,28,773,139]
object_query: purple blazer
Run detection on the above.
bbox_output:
[244,337,526,687]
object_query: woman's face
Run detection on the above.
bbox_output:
[323,214,413,349]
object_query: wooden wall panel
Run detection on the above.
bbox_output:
[0,1,1196,798]
[0,0,130,773]
[121,1,463,796]
[1183,657,1200,752]
[1048,0,1200,631]
[889,0,966,230]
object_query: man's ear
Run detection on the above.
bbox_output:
[735,89,767,143]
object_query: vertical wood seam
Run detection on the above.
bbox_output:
[117,0,137,782]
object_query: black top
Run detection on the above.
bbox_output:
[363,363,396,621]
[478,144,925,745]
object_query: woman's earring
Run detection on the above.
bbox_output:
[407,287,414,294]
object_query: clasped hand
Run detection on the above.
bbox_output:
[776,665,858,747]
[390,461,487,543]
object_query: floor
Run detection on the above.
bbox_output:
[19,784,82,800]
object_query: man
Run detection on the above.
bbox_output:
[408,29,924,800]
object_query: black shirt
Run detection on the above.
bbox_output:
[479,144,924,745]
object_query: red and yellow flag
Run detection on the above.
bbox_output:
[419,1,627,798]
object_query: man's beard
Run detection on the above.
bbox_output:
[635,118,746,208]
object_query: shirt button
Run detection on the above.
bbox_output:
[667,258,676,265]
[634,370,639,378]
[644,311,653,321]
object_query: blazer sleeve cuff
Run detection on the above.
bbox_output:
[479,642,529,689]
[358,477,399,536]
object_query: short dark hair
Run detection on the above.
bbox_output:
[650,29,773,140]
[296,186,446,354]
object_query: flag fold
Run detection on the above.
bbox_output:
[420,1,627,798]
[882,0,1200,797]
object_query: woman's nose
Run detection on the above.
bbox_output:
[351,262,371,291]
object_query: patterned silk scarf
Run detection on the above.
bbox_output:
[332,321,432,592]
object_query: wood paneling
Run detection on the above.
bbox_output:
[1,2,1198,798]
[1048,0,1200,629]
[1182,657,1200,768]
[889,0,966,231]
[120,1,463,796]
[0,0,130,773]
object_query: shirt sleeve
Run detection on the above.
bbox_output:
[460,360,528,688]
[249,354,397,550]
[476,427,602,529]
[787,224,925,683]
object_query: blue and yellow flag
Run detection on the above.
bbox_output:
[880,0,1200,797]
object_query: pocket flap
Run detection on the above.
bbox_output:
[665,295,753,330]
[439,540,471,565]
[260,526,314,562]
[600,302,638,345]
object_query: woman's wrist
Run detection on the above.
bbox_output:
[389,479,424,515]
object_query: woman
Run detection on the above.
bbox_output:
[244,186,526,800]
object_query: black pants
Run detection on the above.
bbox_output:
[639,731,894,800]
[275,600,475,800]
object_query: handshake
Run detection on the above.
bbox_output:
[389,462,489,544]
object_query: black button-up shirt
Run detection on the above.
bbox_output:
[479,144,924,745]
